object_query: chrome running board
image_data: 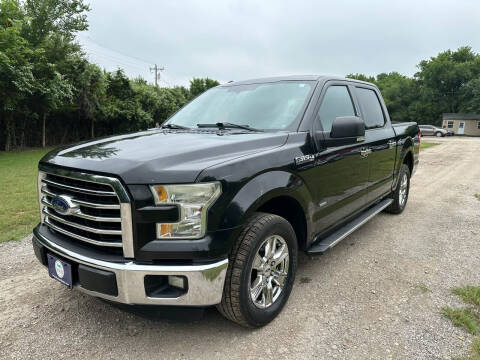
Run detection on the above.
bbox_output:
[307,198,393,254]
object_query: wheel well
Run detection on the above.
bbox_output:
[257,196,307,250]
[403,151,413,174]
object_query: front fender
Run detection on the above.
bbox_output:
[219,171,312,231]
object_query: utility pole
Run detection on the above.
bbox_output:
[150,64,164,87]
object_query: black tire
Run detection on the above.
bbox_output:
[385,163,411,214]
[217,212,298,328]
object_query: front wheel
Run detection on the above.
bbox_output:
[385,164,411,214]
[435,132,443,137]
[217,212,298,327]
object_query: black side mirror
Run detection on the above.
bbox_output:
[330,116,365,138]
[323,116,365,147]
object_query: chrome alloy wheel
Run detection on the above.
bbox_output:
[249,235,289,309]
[399,173,408,206]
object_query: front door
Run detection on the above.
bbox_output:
[309,83,370,235]
[458,121,465,134]
[353,86,397,203]
[422,126,434,136]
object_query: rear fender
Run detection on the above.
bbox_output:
[392,137,414,189]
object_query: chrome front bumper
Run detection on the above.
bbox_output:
[33,231,228,306]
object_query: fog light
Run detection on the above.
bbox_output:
[144,275,187,298]
[168,275,186,289]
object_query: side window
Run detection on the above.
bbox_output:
[355,87,385,129]
[318,86,356,132]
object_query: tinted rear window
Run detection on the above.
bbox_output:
[356,88,385,129]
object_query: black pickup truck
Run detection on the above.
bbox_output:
[32,75,419,327]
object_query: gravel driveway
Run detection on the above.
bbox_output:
[1,136,480,360]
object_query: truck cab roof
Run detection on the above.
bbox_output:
[221,75,378,88]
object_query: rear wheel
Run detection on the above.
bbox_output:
[385,164,410,214]
[217,212,297,327]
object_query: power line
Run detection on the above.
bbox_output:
[161,78,172,87]
[85,50,147,72]
[86,50,173,86]
[81,35,171,86]
[84,36,156,65]
[87,49,147,68]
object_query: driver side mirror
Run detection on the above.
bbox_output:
[323,116,365,147]
[330,116,365,138]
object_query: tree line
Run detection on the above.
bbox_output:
[0,0,218,151]
[2,0,480,152]
[347,46,480,125]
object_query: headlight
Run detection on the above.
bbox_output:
[150,182,221,239]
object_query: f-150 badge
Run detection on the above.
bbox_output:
[295,154,315,166]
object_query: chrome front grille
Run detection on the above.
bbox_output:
[38,169,134,257]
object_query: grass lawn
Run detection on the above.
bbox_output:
[0,148,52,243]
[443,285,480,359]
[420,142,440,150]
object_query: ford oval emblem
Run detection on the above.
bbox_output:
[51,195,78,216]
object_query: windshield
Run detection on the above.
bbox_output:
[166,81,315,130]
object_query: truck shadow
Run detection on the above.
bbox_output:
[100,244,353,328]
[106,301,209,323]
[79,221,374,332]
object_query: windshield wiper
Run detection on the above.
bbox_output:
[196,122,263,132]
[161,123,190,130]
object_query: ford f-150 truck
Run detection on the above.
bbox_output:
[32,75,420,327]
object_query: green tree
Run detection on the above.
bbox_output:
[460,78,480,114]
[346,73,376,83]
[22,0,89,46]
[22,0,89,147]
[168,86,189,110]
[102,69,140,133]
[0,0,221,150]
[27,52,74,147]
[0,0,37,150]
[155,87,181,124]
[414,46,480,124]
[189,77,219,98]
[75,62,106,138]
[375,72,420,123]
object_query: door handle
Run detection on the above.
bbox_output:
[388,140,396,149]
[360,148,372,158]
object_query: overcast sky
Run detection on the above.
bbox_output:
[77,0,480,87]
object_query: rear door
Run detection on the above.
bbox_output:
[352,85,396,204]
[309,82,370,235]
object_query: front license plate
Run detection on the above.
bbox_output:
[47,254,73,289]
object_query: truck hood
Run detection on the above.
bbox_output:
[40,129,288,184]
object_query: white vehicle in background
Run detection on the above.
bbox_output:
[418,125,447,137]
